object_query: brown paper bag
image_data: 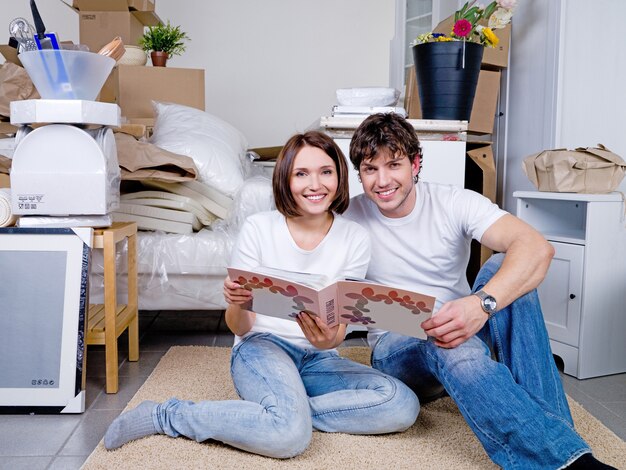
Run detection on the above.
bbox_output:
[522,144,626,193]
[114,133,198,183]
[0,62,40,117]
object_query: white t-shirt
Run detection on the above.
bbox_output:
[344,182,507,347]
[229,210,371,349]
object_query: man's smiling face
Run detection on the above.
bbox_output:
[358,149,420,218]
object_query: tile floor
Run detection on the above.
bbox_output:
[1,310,625,470]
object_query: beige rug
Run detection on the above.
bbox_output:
[83,346,626,470]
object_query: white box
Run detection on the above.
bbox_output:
[10,99,120,126]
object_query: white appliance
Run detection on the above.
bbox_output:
[9,99,121,216]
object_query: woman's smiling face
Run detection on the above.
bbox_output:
[289,145,338,217]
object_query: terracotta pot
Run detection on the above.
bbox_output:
[150,51,169,67]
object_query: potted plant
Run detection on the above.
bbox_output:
[139,21,190,67]
[411,0,516,120]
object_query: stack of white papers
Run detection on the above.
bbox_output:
[331,105,407,118]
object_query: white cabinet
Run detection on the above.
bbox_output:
[515,191,626,379]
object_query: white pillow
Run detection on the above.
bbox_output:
[150,102,247,197]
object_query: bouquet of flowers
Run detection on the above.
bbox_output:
[413,0,516,48]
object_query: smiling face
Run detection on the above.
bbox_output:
[289,145,339,218]
[359,148,420,218]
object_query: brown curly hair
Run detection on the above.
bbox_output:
[349,113,423,170]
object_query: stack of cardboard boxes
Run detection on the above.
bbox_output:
[68,0,205,132]
[405,16,511,275]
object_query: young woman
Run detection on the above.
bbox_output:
[104,131,419,458]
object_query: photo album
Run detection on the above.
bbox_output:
[227,266,436,339]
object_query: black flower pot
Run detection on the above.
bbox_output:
[412,41,484,121]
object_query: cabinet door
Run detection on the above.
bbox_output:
[537,241,583,347]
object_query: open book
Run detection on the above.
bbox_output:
[227,266,436,340]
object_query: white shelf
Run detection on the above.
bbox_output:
[513,191,624,203]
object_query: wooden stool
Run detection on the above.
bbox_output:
[86,222,139,393]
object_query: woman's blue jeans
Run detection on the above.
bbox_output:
[371,254,591,469]
[153,332,419,458]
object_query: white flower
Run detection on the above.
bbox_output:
[488,7,513,29]
[496,0,517,8]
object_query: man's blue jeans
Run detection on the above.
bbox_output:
[153,332,419,458]
[371,254,591,469]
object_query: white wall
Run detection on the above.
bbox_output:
[504,0,626,213]
[556,1,626,157]
[1,1,394,148]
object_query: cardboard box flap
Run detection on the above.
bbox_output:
[71,0,155,11]
[132,10,161,27]
[433,15,510,69]
[73,0,130,11]
[465,142,496,203]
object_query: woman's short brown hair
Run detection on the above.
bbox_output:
[273,131,350,217]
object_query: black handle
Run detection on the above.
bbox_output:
[30,0,46,39]
[569,294,576,300]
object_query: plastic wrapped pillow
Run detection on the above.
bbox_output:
[213,175,275,236]
[150,102,247,197]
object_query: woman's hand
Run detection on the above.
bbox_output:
[296,312,345,349]
[223,276,252,306]
[224,276,255,336]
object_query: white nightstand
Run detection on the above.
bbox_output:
[514,191,626,379]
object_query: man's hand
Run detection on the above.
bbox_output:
[421,295,488,348]
[296,312,344,349]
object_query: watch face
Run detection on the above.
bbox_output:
[483,296,497,312]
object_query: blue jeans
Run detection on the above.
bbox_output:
[153,332,419,458]
[371,254,591,469]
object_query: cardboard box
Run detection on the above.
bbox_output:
[100,65,205,119]
[464,142,496,283]
[405,66,500,135]
[433,16,511,69]
[126,118,155,138]
[64,0,160,52]
[72,0,155,11]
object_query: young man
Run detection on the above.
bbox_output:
[344,113,614,470]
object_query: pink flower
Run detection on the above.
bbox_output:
[453,19,472,37]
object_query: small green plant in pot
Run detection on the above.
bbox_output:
[139,21,190,67]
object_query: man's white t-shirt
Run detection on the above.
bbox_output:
[229,210,370,349]
[344,182,507,347]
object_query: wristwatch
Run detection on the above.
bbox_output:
[474,290,498,318]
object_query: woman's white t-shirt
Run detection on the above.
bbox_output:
[229,210,371,349]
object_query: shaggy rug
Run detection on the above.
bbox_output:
[83,346,626,470]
